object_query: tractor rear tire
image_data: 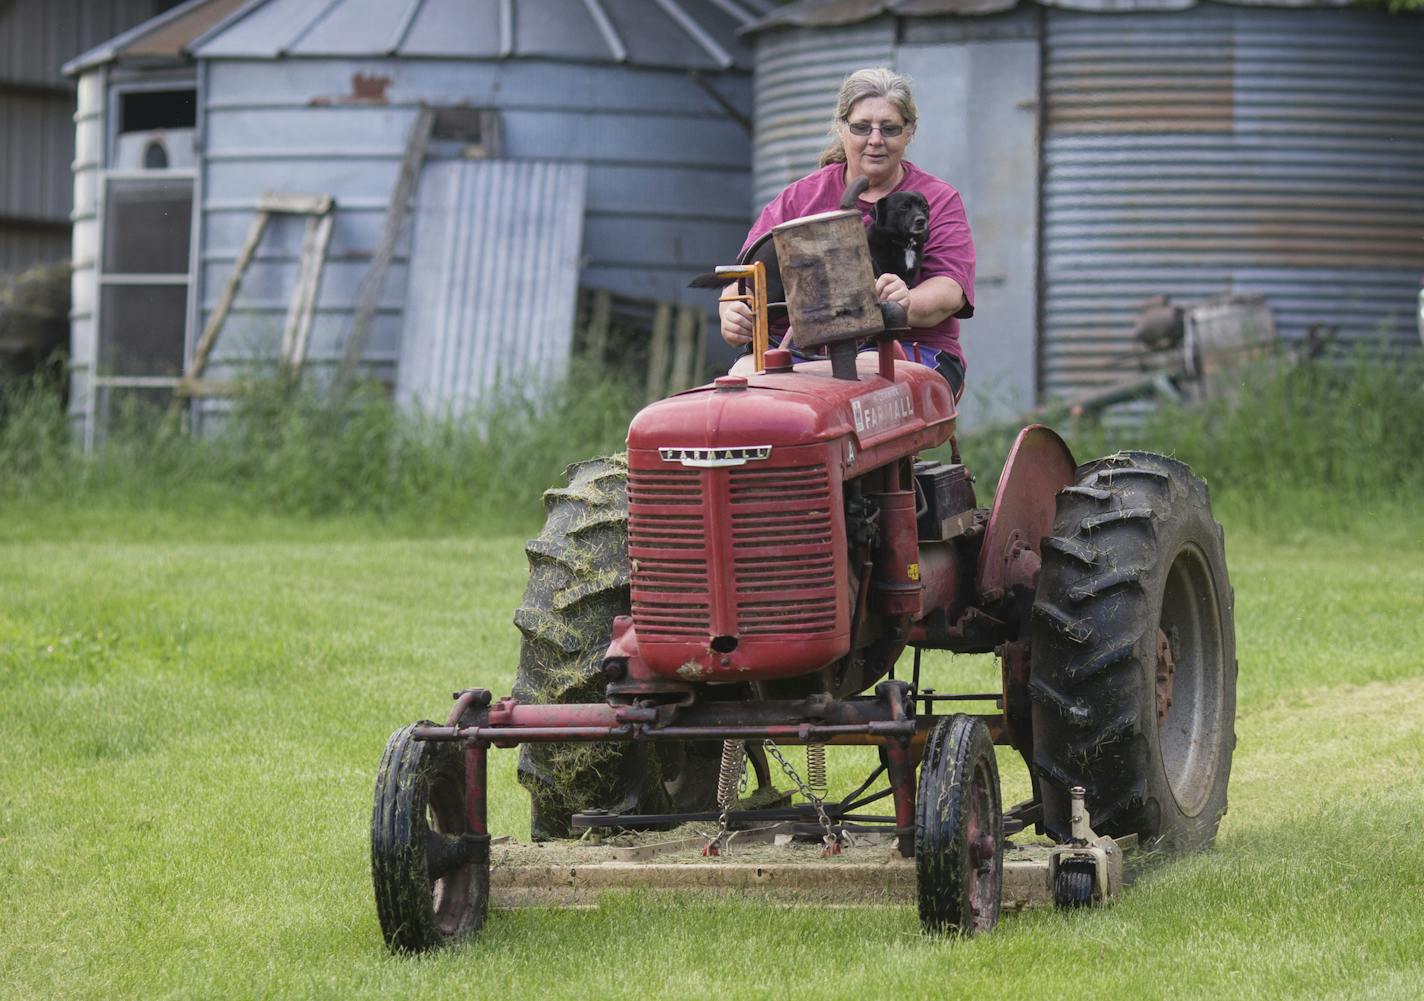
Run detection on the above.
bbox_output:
[1029,452,1236,856]
[512,455,720,840]
[371,722,487,952]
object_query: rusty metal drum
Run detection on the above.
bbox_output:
[772,209,883,350]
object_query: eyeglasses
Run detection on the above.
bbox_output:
[844,121,907,138]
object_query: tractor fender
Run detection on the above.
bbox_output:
[974,425,1076,600]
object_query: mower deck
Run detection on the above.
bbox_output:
[488,825,1133,910]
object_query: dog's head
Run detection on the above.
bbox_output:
[872,191,930,242]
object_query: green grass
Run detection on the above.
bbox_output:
[2,511,1422,1000]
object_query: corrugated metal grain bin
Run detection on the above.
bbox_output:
[746,0,1424,425]
[66,0,768,436]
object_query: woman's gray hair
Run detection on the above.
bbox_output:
[818,67,918,167]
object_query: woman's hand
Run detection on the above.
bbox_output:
[875,273,911,311]
[878,274,965,329]
[719,284,754,346]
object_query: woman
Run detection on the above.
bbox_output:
[720,67,975,397]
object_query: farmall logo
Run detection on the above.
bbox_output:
[851,385,914,434]
[659,446,773,468]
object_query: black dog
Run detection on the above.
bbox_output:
[866,190,929,286]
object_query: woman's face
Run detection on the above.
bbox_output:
[841,96,913,188]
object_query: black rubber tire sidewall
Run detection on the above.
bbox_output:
[371,723,487,952]
[1029,452,1237,856]
[915,714,1003,935]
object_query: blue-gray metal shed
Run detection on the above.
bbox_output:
[746,0,1424,425]
[66,0,769,436]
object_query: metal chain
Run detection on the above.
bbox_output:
[762,739,840,853]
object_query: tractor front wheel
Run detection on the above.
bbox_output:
[1029,452,1236,855]
[371,723,488,952]
[916,714,1003,935]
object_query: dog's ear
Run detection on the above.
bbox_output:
[872,199,888,226]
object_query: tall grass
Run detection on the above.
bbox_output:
[2,350,1420,538]
[958,349,1424,538]
[0,369,641,535]
[1129,351,1424,533]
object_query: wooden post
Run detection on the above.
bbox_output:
[669,304,700,393]
[646,301,673,403]
[337,106,435,390]
[586,289,612,363]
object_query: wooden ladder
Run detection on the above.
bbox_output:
[178,192,335,398]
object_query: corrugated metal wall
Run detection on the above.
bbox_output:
[750,20,895,212]
[194,57,753,397]
[397,160,587,415]
[0,0,169,274]
[1041,6,1424,399]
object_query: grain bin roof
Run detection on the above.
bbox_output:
[745,0,1356,32]
[63,0,250,76]
[182,0,774,71]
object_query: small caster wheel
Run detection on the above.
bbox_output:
[1054,860,1095,909]
[915,714,1002,935]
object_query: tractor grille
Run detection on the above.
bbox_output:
[629,460,838,641]
[730,464,837,635]
[628,467,710,638]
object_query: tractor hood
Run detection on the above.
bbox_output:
[627,354,957,465]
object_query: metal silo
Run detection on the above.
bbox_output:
[67,0,771,433]
[1039,5,1424,398]
[746,0,1424,420]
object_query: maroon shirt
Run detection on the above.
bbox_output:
[741,161,976,367]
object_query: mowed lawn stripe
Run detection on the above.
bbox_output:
[0,522,1420,1000]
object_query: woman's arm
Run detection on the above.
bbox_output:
[875,273,965,328]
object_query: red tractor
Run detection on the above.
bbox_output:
[370,209,1236,951]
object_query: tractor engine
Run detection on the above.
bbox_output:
[623,350,973,693]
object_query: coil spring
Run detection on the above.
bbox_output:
[805,742,828,800]
[716,739,745,808]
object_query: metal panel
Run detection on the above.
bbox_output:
[0,231,68,274]
[1041,6,1424,399]
[0,91,75,221]
[0,0,163,86]
[750,20,896,211]
[190,0,771,71]
[2,0,170,277]
[396,159,587,416]
[899,34,1040,427]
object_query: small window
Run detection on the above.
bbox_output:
[430,107,502,159]
[119,89,196,132]
[103,179,192,274]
